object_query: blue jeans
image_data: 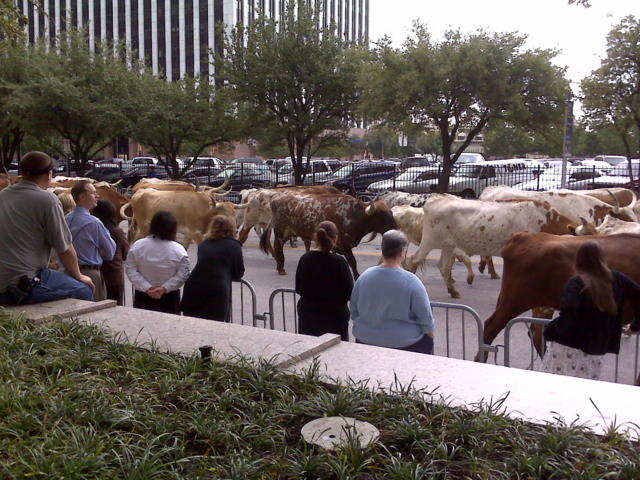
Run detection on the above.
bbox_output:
[356,335,434,355]
[0,269,93,305]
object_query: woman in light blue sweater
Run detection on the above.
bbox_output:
[351,230,435,354]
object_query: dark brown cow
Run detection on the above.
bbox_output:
[260,192,397,277]
[477,232,640,361]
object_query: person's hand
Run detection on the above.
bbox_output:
[48,261,60,270]
[623,324,635,336]
[78,274,95,293]
[146,286,167,299]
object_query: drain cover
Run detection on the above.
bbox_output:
[301,416,379,449]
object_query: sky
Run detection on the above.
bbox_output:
[370,0,640,94]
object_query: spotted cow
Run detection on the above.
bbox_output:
[260,192,397,277]
[404,194,578,298]
[376,190,432,208]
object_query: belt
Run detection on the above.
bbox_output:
[79,264,101,270]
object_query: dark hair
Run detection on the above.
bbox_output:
[381,229,408,259]
[315,220,338,252]
[206,215,236,240]
[150,210,178,241]
[21,151,53,179]
[92,200,117,241]
[71,179,92,203]
[575,241,617,315]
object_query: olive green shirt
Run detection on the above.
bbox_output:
[0,180,72,292]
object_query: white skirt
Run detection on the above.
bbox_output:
[541,342,603,381]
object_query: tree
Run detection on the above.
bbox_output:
[0,41,32,172]
[361,26,569,192]
[0,0,27,41]
[222,0,362,185]
[128,75,240,179]
[19,32,134,175]
[581,16,639,180]
[483,118,564,158]
[573,123,632,157]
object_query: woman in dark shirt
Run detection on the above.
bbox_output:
[543,241,640,380]
[180,215,245,321]
[295,221,354,341]
[92,200,130,306]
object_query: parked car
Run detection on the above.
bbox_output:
[131,156,159,167]
[209,163,271,191]
[272,159,340,186]
[231,157,264,165]
[85,165,125,182]
[265,158,292,172]
[183,166,223,185]
[576,159,614,173]
[368,166,442,194]
[326,161,398,195]
[186,157,224,169]
[427,159,534,199]
[594,155,628,166]
[453,153,485,165]
[119,165,170,188]
[400,155,437,170]
[514,165,607,191]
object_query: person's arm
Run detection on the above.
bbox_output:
[161,254,190,294]
[231,243,245,281]
[409,279,434,337]
[124,247,153,292]
[58,246,95,292]
[558,277,581,316]
[349,278,360,321]
[618,273,640,332]
[95,222,116,261]
[295,254,307,295]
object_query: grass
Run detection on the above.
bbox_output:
[1,312,639,479]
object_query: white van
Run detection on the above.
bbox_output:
[433,159,533,199]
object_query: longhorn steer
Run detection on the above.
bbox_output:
[376,191,432,208]
[47,180,130,223]
[477,232,640,362]
[391,205,476,285]
[260,192,397,277]
[404,195,578,298]
[120,189,240,248]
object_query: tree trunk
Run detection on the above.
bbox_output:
[436,139,454,193]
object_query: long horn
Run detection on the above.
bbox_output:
[210,187,233,197]
[234,202,250,210]
[364,232,377,243]
[606,189,620,213]
[110,179,123,187]
[365,201,375,216]
[207,177,229,192]
[119,202,133,221]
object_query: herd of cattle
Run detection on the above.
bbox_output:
[2,172,640,360]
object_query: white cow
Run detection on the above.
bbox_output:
[405,194,578,298]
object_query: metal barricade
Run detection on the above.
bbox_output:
[430,302,492,361]
[266,288,299,333]
[229,279,267,327]
[503,316,640,385]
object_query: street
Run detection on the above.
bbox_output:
[120,227,640,386]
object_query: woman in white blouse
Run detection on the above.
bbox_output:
[125,211,190,314]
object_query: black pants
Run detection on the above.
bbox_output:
[105,285,125,306]
[134,290,181,314]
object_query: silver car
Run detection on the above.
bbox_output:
[367,167,441,194]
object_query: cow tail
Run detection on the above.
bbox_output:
[259,224,273,255]
[120,202,133,221]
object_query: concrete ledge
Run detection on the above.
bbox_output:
[287,341,640,437]
[2,298,116,323]
[74,305,342,366]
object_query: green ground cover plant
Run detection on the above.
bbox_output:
[1,312,639,479]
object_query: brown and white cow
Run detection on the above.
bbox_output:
[131,178,197,193]
[120,188,241,248]
[391,205,475,285]
[569,215,640,237]
[477,232,640,362]
[479,186,637,224]
[260,192,397,277]
[404,194,578,298]
[237,185,340,244]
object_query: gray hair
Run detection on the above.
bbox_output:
[381,229,408,259]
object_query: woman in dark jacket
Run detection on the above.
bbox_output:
[92,200,130,306]
[542,241,640,380]
[295,221,354,341]
[180,215,245,321]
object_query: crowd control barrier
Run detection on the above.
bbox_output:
[503,316,640,385]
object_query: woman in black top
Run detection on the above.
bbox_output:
[180,215,245,321]
[295,221,354,341]
[543,241,640,380]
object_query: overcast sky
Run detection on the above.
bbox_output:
[370,0,639,93]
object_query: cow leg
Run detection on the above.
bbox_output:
[405,242,433,274]
[238,226,251,244]
[289,236,298,248]
[479,258,486,274]
[476,296,532,363]
[440,245,460,298]
[453,248,474,285]
[530,307,554,358]
[273,228,287,275]
[486,257,501,279]
[303,239,311,252]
